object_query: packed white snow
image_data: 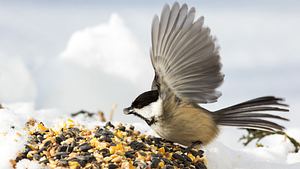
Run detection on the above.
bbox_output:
[0,102,299,169]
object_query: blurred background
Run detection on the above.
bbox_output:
[0,0,299,145]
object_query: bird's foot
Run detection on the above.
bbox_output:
[185,141,202,152]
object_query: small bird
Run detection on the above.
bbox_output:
[123,2,289,146]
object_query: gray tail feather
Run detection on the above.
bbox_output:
[213,96,289,131]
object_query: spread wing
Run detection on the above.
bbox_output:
[150,2,224,103]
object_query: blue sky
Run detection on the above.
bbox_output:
[0,0,299,130]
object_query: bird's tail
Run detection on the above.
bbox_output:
[213,96,289,131]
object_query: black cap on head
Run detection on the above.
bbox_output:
[131,90,159,109]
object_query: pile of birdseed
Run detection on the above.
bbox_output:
[12,119,207,169]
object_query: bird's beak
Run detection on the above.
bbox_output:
[123,107,134,115]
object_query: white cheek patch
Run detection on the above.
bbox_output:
[134,98,163,119]
[151,97,163,116]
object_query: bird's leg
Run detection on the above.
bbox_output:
[191,141,202,149]
[185,141,202,152]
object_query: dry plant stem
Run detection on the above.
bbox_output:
[109,104,117,121]
[98,111,107,122]
[240,129,300,153]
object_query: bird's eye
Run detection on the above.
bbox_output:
[131,102,141,109]
[136,104,142,109]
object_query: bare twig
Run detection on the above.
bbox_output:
[239,129,300,153]
[71,110,95,117]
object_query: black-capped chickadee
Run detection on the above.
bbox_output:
[123,2,289,146]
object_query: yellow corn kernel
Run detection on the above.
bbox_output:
[112,156,122,163]
[67,119,74,123]
[82,130,91,136]
[158,161,165,168]
[129,161,135,169]
[158,147,165,154]
[68,161,80,169]
[115,130,123,138]
[116,143,124,152]
[67,119,74,128]
[188,153,195,161]
[37,123,47,132]
[110,146,116,154]
[90,138,100,147]
[167,152,173,159]
[53,129,59,135]
[28,130,34,135]
[27,144,35,150]
[26,151,36,158]
[194,155,205,163]
[50,128,59,136]
[110,154,117,158]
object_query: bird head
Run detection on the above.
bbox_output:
[123,90,161,124]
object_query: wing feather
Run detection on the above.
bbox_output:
[161,3,180,55]
[157,5,170,56]
[165,7,195,68]
[151,3,223,103]
[163,4,188,61]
